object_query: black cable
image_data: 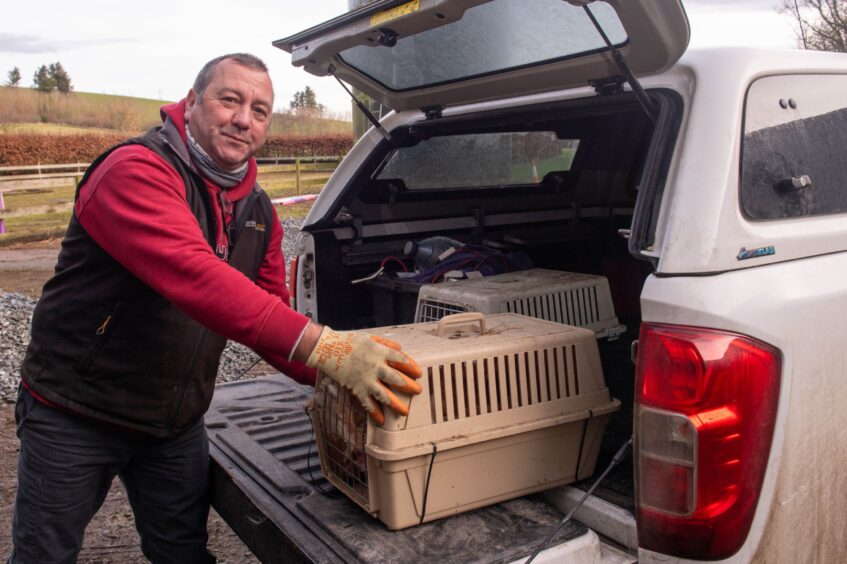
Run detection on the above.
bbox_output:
[235,357,336,495]
[582,5,656,122]
[419,442,438,525]
[328,69,392,141]
[234,356,262,380]
[525,438,632,563]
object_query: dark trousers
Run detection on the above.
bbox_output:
[9,388,215,564]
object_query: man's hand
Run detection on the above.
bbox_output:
[305,328,422,425]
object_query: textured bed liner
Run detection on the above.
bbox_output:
[207,375,587,563]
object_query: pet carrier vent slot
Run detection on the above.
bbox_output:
[492,357,502,412]
[572,344,580,395]
[426,346,579,424]
[461,362,471,418]
[427,367,437,423]
[505,286,601,326]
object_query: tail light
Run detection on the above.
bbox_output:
[634,323,781,559]
[287,255,299,310]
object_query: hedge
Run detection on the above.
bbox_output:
[0,133,354,166]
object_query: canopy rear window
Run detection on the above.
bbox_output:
[376,131,580,190]
[339,0,626,91]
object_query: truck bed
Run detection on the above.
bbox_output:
[206,375,593,563]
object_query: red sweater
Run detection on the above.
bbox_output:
[73,100,316,385]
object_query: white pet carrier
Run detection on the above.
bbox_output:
[415,268,626,339]
[309,313,620,529]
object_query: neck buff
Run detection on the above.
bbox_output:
[185,126,248,188]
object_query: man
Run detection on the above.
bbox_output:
[9,53,420,564]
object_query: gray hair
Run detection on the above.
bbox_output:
[192,53,269,97]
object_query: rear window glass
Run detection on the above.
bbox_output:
[741,74,847,219]
[339,0,626,91]
[377,131,579,189]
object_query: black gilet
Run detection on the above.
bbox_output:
[20,123,276,437]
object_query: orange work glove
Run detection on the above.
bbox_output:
[306,328,422,425]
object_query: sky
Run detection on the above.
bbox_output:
[1,0,799,117]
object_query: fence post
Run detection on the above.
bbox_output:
[295,158,302,196]
[0,192,5,234]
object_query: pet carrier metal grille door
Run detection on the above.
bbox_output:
[309,313,620,529]
[415,269,625,339]
[312,378,370,507]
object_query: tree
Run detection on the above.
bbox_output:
[32,65,55,92]
[5,67,21,87]
[779,0,847,52]
[290,86,325,116]
[49,62,72,93]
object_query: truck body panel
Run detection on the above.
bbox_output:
[639,252,847,562]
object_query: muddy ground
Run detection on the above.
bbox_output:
[0,240,260,563]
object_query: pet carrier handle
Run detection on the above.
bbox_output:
[436,312,486,337]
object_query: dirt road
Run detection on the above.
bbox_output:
[0,241,62,297]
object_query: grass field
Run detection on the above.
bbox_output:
[267,113,352,136]
[1,211,70,242]
[0,199,316,246]
[0,86,352,136]
[0,123,125,136]
[1,186,75,210]
[0,85,351,243]
[0,165,332,246]
[0,87,166,132]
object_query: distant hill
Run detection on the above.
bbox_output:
[0,86,352,136]
[267,112,352,136]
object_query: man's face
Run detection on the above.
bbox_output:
[185,59,273,171]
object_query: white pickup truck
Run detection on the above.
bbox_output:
[207,1,847,562]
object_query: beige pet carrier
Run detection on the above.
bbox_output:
[415,268,626,339]
[309,313,620,530]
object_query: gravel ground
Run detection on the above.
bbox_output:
[0,293,36,403]
[0,217,303,404]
